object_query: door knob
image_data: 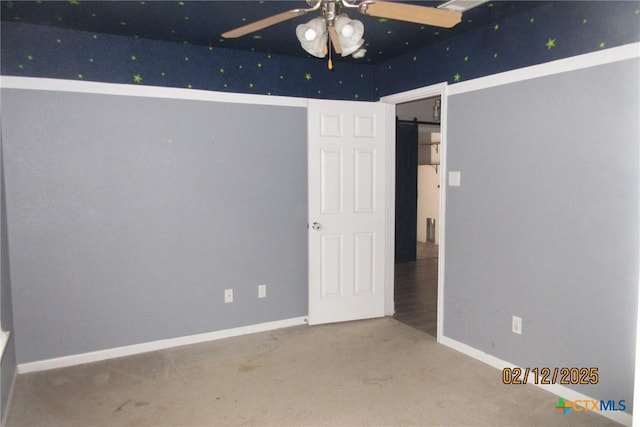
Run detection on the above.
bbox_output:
[311,222,321,231]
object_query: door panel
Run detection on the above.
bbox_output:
[354,232,375,295]
[308,99,387,325]
[321,235,343,298]
[320,149,343,213]
[354,149,375,212]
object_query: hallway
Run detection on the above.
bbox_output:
[393,242,438,337]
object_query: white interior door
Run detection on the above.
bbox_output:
[308,99,388,325]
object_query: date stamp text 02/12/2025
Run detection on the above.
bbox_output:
[502,367,599,385]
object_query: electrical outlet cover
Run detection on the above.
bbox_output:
[512,315,522,334]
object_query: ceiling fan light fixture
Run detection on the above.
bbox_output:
[334,14,365,57]
[224,0,465,67]
[296,17,328,58]
[351,48,367,59]
[304,28,318,41]
[340,23,355,38]
[341,38,365,57]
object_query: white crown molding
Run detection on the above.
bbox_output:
[0,76,308,108]
[448,42,640,96]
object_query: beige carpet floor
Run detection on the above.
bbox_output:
[7,318,618,426]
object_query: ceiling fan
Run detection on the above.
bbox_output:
[221,0,463,69]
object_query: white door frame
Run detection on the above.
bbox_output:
[380,82,448,343]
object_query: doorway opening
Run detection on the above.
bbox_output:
[392,95,442,338]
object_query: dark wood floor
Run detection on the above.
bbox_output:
[393,257,438,337]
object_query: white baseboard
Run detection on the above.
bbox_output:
[17,316,307,374]
[440,336,632,427]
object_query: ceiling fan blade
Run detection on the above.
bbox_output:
[328,26,343,54]
[358,1,462,28]
[222,7,313,38]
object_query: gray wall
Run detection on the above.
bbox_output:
[444,58,639,409]
[1,89,308,364]
[0,138,17,423]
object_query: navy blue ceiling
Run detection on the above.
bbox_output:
[1,0,543,64]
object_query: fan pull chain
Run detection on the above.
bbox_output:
[327,36,333,70]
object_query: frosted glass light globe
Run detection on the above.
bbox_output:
[352,48,366,59]
[304,28,317,41]
[340,24,354,38]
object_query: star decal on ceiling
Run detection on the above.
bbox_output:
[453,73,461,82]
[133,73,142,83]
[305,73,312,81]
[546,38,556,49]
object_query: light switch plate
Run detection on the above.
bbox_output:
[449,171,461,187]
